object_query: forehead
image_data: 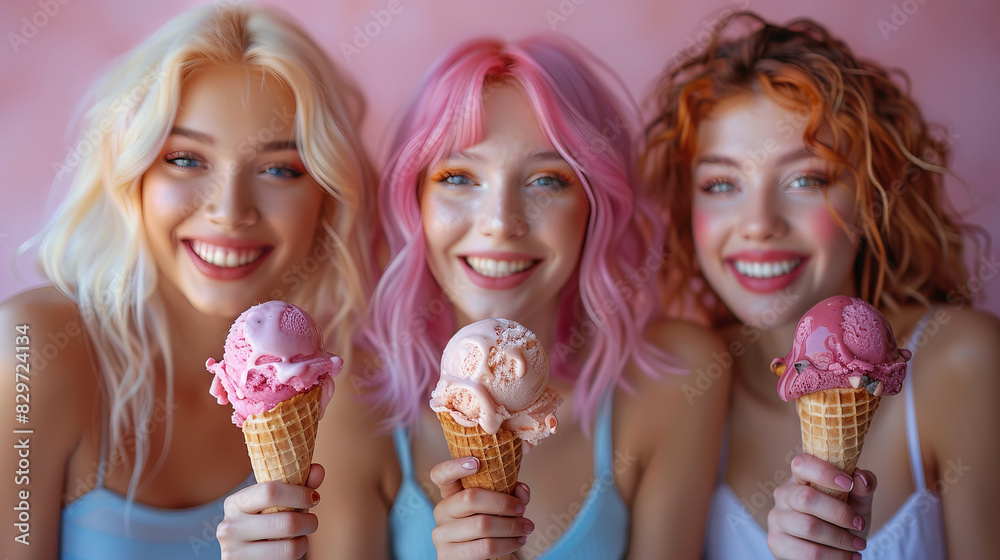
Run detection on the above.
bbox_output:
[174,64,296,133]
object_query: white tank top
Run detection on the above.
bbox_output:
[704,310,946,559]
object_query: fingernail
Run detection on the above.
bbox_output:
[853,554,862,560]
[515,502,524,515]
[853,536,866,550]
[311,491,321,505]
[523,520,535,534]
[858,472,870,488]
[518,536,528,544]
[853,515,865,531]
[462,459,478,470]
[519,482,530,495]
[835,474,854,491]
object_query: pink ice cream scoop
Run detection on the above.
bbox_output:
[207,301,341,426]
[429,318,561,449]
[773,296,911,402]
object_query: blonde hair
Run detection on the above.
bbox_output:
[34,4,377,501]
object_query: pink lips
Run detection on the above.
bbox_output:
[460,252,540,290]
[184,238,273,281]
[726,250,808,294]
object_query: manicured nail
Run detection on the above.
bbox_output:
[852,554,862,560]
[462,459,478,470]
[519,482,530,495]
[518,536,528,544]
[311,491,321,505]
[835,474,854,491]
[522,520,535,534]
[853,536,866,550]
[515,502,524,515]
[858,472,870,488]
[853,515,865,531]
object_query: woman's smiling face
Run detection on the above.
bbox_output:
[690,94,860,328]
[419,83,590,328]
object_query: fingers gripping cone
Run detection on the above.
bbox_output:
[242,385,323,513]
[438,411,521,560]
[796,387,880,502]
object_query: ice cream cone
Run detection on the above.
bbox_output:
[437,411,522,494]
[243,385,323,513]
[795,387,880,501]
[437,411,521,560]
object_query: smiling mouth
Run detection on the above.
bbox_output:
[190,240,267,268]
[733,258,803,279]
[464,257,537,278]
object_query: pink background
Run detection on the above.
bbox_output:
[2,0,998,315]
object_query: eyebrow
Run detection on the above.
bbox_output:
[170,127,214,145]
[694,149,819,168]
[169,128,298,152]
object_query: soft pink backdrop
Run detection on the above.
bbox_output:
[2,0,998,315]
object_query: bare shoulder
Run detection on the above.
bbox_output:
[1,286,98,438]
[914,306,1000,381]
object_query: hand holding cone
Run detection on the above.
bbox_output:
[430,319,561,560]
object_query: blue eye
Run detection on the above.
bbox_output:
[164,152,203,169]
[701,179,736,194]
[432,170,474,186]
[263,165,303,179]
[789,175,828,189]
[530,174,572,189]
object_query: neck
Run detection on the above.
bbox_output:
[732,319,798,401]
[158,296,236,388]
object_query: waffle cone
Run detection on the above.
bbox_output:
[437,412,521,560]
[242,385,322,513]
[796,387,880,501]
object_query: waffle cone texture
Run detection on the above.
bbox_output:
[796,387,880,501]
[242,385,322,513]
[437,412,521,560]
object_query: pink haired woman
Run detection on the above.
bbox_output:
[367,37,729,559]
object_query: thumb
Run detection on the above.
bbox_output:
[429,457,480,500]
[306,463,325,489]
[847,468,877,538]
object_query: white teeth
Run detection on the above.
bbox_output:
[191,240,264,268]
[466,257,534,278]
[733,258,802,279]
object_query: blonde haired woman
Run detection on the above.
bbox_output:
[0,4,377,558]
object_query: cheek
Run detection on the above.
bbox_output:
[804,204,851,244]
[691,207,721,253]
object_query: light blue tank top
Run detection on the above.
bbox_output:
[704,310,946,560]
[389,392,629,559]
[60,427,255,559]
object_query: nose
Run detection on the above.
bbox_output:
[476,180,528,239]
[738,187,788,242]
[202,164,259,228]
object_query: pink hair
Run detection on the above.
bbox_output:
[365,37,681,431]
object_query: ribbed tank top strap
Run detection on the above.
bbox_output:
[594,391,615,476]
[902,309,935,491]
[393,427,416,480]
